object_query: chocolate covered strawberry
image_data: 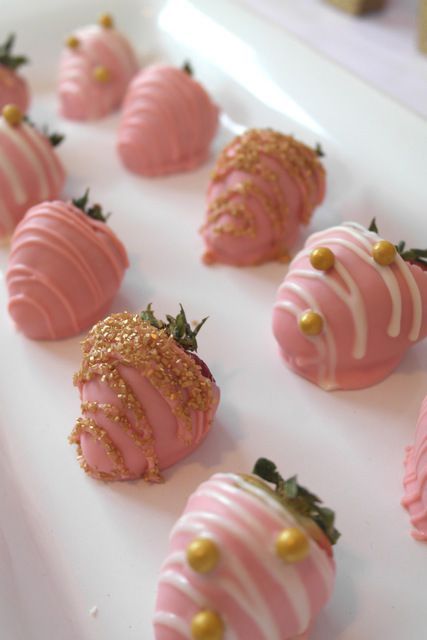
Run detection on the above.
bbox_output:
[6,189,128,340]
[0,34,29,113]
[0,104,65,239]
[154,458,339,640]
[69,305,220,482]
[273,220,427,390]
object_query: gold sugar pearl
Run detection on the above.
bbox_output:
[191,610,224,640]
[186,538,220,574]
[299,310,323,336]
[65,35,79,49]
[276,527,310,563]
[99,13,114,28]
[93,66,111,83]
[372,240,396,266]
[2,104,23,126]
[310,246,335,271]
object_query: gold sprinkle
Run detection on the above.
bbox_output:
[2,104,22,126]
[65,35,79,49]
[93,65,111,83]
[99,13,114,28]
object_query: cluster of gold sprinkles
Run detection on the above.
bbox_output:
[70,312,215,482]
[205,129,324,249]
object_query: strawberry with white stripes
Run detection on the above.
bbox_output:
[0,104,65,240]
[59,13,138,121]
[154,459,339,640]
[0,34,30,113]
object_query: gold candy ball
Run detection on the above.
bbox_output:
[191,610,224,640]
[99,13,114,28]
[276,527,310,563]
[93,66,111,83]
[310,246,335,271]
[298,310,323,336]
[2,104,23,126]
[65,35,79,49]
[372,240,396,266]
[187,538,220,574]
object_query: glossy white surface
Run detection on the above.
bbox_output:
[1,1,426,639]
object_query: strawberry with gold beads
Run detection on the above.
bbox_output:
[273,220,427,390]
[154,458,339,640]
[58,13,138,121]
[69,305,220,482]
[0,34,29,113]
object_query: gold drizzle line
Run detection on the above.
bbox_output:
[205,128,324,243]
[70,312,214,482]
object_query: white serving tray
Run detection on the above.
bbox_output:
[1,1,426,639]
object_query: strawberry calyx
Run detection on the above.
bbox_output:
[0,34,28,71]
[252,458,340,547]
[23,115,64,147]
[140,303,208,354]
[369,218,427,270]
[72,189,110,223]
[182,60,193,76]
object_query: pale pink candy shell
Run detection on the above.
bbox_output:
[0,65,30,113]
[78,362,220,480]
[402,394,427,541]
[6,200,128,340]
[117,65,219,176]
[272,223,427,390]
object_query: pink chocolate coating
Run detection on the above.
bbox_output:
[200,129,325,266]
[154,472,335,640]
[58,24,138,121]
[272,222,427,390]
[70,312,220,482]
[0,66,29,113]
[117,65,219,176]
[402,395,427,541]
[6,200,128,340]
[0,118,65,239]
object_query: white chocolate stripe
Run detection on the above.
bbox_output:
[189,487,311,633]
[160,570,206,606]
[163,551,274,639]
[395,257,422,341]
[291,259,368,359]
[1,122,49,200]
[278,281,337,390]
[164,544,282,640]
[153,612,191,639]
[0,131,27,204]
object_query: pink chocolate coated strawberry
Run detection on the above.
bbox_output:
[6,190,128,340]
[200,130,325,266]
[0,105,65,239]
[58,14,138,121]
[402,395,427,541]
[154,458,339,640]
[272,221,427,390]
[117,63,219,177]
[0,35,30,113]
[69,306,220,482]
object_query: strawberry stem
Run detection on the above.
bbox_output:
[23,116,64,147]
[140,303,207,352]
[253,458,340,545]
[182,61,193,76]
[72,189,110,223]
[0,34,28,70]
